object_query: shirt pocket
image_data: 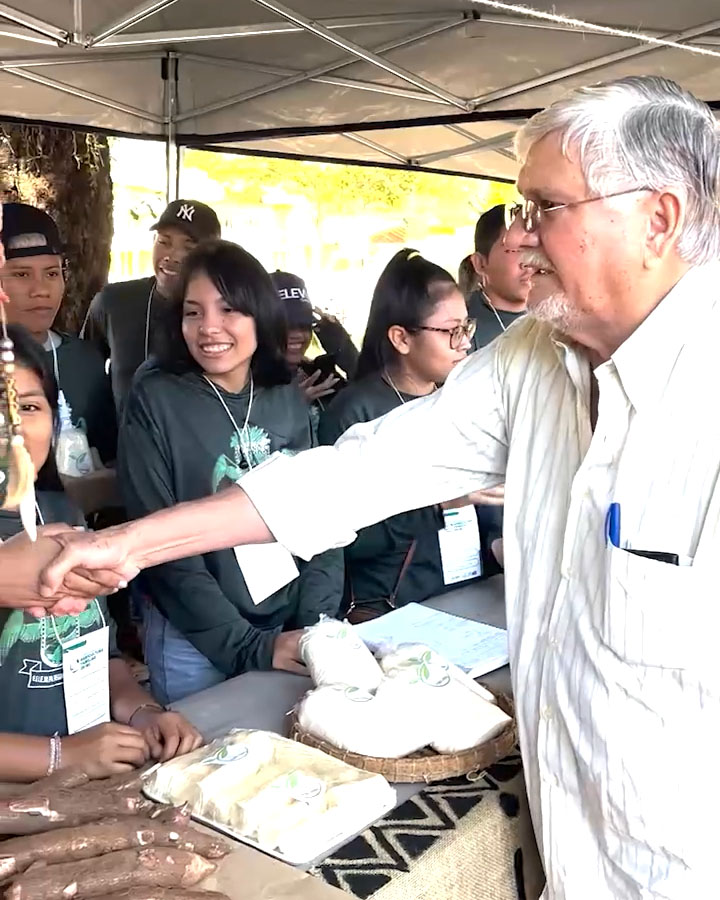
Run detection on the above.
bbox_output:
[604,546,707,669]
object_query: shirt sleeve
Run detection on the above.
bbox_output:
[241,343,508,560]
[119,386,277,674]
[80,290,110,359]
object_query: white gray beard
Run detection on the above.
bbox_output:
[528,291,579,334]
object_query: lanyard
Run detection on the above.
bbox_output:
[34,501,105,647]
[203,374,255,468]
[383,370,436,406]
[486,299,507,334]
[384,371,406,405]
[144,282,156,362]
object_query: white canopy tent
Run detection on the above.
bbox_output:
[0,0,718,196]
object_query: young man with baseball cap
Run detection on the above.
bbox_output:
[1,202,117,473]
[82,199,221,413]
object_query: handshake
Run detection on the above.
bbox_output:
[3,524,139,617]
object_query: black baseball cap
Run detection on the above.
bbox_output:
[270,270,313,329]
[2,203,64,260]
[150,199,221,242]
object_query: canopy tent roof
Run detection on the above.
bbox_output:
[1,0,719,187]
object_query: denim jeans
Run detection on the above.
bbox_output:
[143,603,226,705]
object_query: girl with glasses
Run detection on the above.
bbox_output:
[318,249,481,620]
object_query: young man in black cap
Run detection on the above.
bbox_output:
[1,203,117,479]
[467,204,531,351]
[82,199,221,413]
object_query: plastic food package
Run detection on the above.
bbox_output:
[297,684,433,758]
[376,644,511,754]
[299,616,383,692]
[143,729,396,865]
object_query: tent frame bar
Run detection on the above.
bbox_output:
[0,51,165,68]
[86,0,181,47]
[416,130,517,165]
[341,132,410,165]
[187,142,515,183]
[0,2,68,43]
[471,17,720,107]
[3,65,163,123]
[175,18,466,123]
[246,0,471,110]
[163,51,179,201]
[176,52,449,105]
[72,0,83,44]
[92,12,457,47]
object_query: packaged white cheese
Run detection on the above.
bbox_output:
[143,728,396,865]
[299,615,383,691]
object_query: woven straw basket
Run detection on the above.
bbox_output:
[288,690,516,784]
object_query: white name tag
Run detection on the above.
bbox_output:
[438,506,483,586]
[234,543,300,605]
[62,626,110,735]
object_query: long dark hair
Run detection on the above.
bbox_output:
[356,249,459,380]
[6,324,63,492]
[156,240,292,388]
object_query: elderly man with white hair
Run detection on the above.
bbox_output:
[33,75,720,899]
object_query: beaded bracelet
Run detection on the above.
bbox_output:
[47,733,62,775]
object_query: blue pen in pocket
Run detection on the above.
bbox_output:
[605,502,621,548]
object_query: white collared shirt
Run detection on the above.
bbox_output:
[242,262,720,899]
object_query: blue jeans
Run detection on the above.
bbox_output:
[143,603,226,705]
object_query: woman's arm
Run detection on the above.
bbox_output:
[0,734,56,783]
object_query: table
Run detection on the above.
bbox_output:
[173,577,544,900]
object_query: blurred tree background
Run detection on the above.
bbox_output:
[1,124,112,333]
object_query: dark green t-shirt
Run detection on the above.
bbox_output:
[0,492,119,736]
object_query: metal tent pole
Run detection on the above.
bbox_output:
[162,52,179,202]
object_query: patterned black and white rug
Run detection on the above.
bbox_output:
[316,753,543,900]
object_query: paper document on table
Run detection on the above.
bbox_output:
[355,603,509,678]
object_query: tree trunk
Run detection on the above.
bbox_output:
[0,124,113,335]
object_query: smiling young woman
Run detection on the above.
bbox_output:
[117,240,344,703]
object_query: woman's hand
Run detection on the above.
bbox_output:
[0,525,116,618]
[130,709,203,763]
[61,722,150,778]
[298,369,339,404]
[272,630,306,675]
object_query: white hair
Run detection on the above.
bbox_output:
[515,76,720,265]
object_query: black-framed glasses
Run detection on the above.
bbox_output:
[505,188,652,233]
[416,318,476,349]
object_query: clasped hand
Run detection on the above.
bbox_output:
[5,524,137,618]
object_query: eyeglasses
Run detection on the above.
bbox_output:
[415,318,476,349]
[505,188,652,233]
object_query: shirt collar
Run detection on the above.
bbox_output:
[611,263,720,412]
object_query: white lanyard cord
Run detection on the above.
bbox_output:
[48,333,60,382]
[485,296,507,334]
[144,283,156,362]
[384,371,406,406]
[383,370,436,406]
[203,374,255,468]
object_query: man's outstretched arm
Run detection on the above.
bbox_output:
[42,346,508,598]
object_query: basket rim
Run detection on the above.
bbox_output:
[288,688,517,784]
